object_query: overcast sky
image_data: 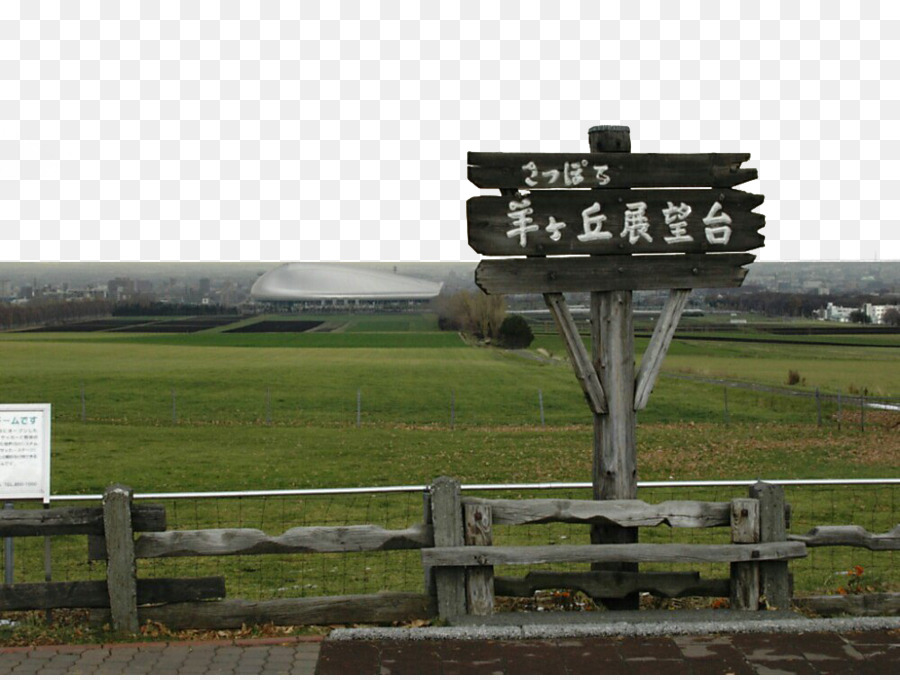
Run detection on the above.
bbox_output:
[1,1,897,263]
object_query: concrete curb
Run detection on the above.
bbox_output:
[330,615,900,641]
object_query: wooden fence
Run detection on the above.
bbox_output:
[1,479,898,630]
[423,477,804,618]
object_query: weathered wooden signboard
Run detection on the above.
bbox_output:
[469,143,763,293]
[466,125,764,608]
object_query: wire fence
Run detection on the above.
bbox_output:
[3,479,898,603]
[31,375,900,430]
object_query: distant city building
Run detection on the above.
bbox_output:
[107,277,135,301]
[251,263,443,310]
[820,302,859,323]
[819,301,899,324]
[864,303,898,325]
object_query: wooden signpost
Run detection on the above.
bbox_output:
[467,125,764,608]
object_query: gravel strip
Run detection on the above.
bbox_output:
[331,615,900,642]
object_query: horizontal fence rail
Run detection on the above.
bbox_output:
[45,477,900,503]
[422,542,807,568]
[460,497,732,528]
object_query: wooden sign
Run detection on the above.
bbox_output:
[464,126,766,610]
[468,188,764,257]
[475,253,755,295]
[468,152,757,189]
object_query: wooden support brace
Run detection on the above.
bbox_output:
[543,292,607,414]
[634,289,690,410]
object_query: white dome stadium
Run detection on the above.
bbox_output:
[250,263,443,302]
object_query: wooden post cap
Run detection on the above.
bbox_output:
[588,125,631,153]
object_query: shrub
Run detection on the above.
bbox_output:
[498,314,534,349]
[787,369,801,385]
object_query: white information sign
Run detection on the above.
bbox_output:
[1,404,51,503]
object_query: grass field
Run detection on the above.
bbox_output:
[1,311,898,618]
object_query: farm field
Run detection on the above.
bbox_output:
[2,311,898,488]
[1,311,898,607]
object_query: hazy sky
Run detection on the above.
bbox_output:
[1,2,897,263]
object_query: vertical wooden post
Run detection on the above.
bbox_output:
[750,482,791,609]
[464,503,494,615]
[588,125,639,610]
[422,491,434,595]
[430,476,466,619]
[3,502,13,585]
[103,484,139,633]
[729,497,760,610]
[43,502,53,624]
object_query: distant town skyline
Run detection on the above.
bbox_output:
[1,261,898,299]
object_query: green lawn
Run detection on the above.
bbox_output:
[1,312,898,613]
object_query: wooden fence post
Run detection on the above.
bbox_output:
[837,390,842,430]
[422,490,434,596]
[430,477,466,619]
[729,497,760,610]
[103,484,139,633]
[750,482,791,609]
[464,503,494,615]
[3,502,12,585]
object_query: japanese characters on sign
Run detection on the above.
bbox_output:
[1,404,51,503]
[466,188,764,257]
[503,196,733,250]
[467,151,759,190]
[521,158,610,188]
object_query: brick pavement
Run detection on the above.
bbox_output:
[0,636,323,675]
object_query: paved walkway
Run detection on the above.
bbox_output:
[0,636,322,675]
[316,629,900,674]
[1,626,898,674]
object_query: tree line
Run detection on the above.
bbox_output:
[111,301,240,317]
[0,299,112,331]
[0,299,243,331]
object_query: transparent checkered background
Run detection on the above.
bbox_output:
[0,0,898,263]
